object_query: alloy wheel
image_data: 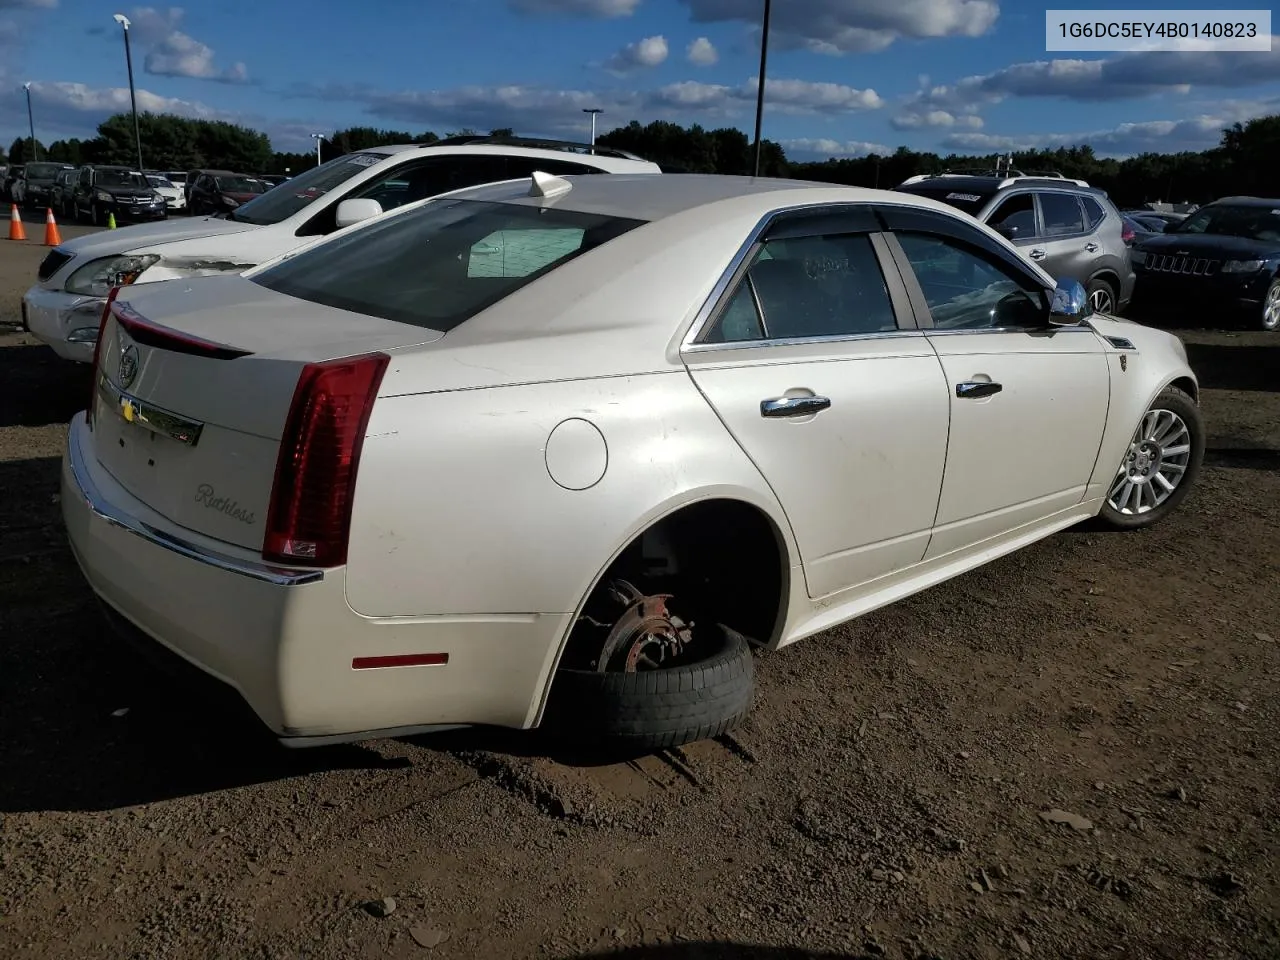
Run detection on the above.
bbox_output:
[1262,282,1280,331]
[1089,286,1114,314]
[1107,408,1192,515]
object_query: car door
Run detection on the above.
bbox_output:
[681,206,951,600]
[878,204,1110,559]
[1030,191,1095,284]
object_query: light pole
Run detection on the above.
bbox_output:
[752,0,772,177]
[22,82,38,162]
[311,133,326,166]
[113,14,144,173]
[583,108,602,151]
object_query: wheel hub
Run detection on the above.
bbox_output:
[594,579,693,673]
[1108,407,1192,515]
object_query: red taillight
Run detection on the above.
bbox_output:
[263,353,390,568]
[1122,223,1135,244]
[86,286,121,430]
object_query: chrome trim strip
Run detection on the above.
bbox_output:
[97,375,205,447]
[683,328,927,354]
[68,425,323,587]
[924,324,1094,337]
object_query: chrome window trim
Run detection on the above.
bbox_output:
[924,324,1096,337]
[68,423,323,587]
[684,327,928,355]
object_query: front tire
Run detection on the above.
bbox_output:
[1261,278,1280,331]
[1098,385,1204,530]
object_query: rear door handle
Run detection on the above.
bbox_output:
[760,396,831,418]
[1029,248,1047,261]
[956,381,1003,399]
[1085,241,1099,253]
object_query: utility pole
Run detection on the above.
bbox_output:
[751,0,772,177]
[583,108,602,151]
[113,15,144,173]
[23,82,38,161]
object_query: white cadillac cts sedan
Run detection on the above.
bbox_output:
[62,172,1204,750]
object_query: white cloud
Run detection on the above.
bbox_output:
[782,138,891,157]
[301,76,882,136]
[128,6,248,83]
[939,112,1257,158]
[682,0,999,53]
[604,34,669,73]
[895,40,1280,127]
[686,36,718,66]
[892,110,983,130]
[509,0,640,15]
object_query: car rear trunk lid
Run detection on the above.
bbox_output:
[90,276,441,551]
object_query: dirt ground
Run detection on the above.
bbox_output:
[1,227,1278,960]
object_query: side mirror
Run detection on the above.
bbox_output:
[335,198,383,229]
[1049,278,1091,325]
[994,223,1019,240]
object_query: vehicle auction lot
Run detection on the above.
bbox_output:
[1,231,1278,959]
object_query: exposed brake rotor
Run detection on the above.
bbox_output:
[593,578,693,673]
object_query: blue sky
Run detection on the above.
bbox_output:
[1,0,1278,160]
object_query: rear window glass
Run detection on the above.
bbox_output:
[895,184,993,217]
[1082,196,1106,228]
[251,198,645,331]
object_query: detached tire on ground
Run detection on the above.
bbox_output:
[545,623,755,751]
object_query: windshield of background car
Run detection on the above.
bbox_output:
[147,176,175,189]
[98,169,146,188]
[1173,205,1280,242]
[252,198,646,331]
[230,153,385,226]
[894,184,992,217]
[26,162,66,180]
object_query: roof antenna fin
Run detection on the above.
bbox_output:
[529,170,573,199]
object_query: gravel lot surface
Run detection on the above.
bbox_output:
[1,226,1278,960]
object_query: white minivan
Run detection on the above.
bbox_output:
[23,137,661,362]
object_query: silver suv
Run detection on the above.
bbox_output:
[895,169,1135,315]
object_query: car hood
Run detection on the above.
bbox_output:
[1135,232,1280,259]
[55,216,259,257]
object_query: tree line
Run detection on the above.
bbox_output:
[4,111,1277,208]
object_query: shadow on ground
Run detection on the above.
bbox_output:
[567,946,870,960]
[1184,340,1280,392]
[0,338,91,428]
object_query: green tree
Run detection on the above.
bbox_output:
[7,137,47,164]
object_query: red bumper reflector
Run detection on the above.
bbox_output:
[351,653,449,670]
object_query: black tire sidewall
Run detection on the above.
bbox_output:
[1087,277,1117,315]
[1099,385,1205,530]
[544,623,755,750]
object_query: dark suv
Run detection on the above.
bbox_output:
[895,170,1135,315]
[70,165,167,226]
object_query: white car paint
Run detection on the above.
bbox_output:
[24,143,661,362]
[61,174,1199,746]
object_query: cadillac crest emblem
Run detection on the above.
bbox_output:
[118,342,139,389]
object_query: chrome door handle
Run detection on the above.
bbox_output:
[760,395,831,418]
[1085,241,1099,252]
[956,381,1003,399]
[1029,249,1047,261]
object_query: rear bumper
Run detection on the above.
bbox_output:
[61,414,569,743]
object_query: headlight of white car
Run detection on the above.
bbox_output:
[64,253,162,296]
[1222,259,1265,273]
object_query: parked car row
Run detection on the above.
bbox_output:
[16,134,1210,754]
[894,171,1280,330]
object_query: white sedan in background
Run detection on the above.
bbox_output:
[146,174,185,213]
[62,172,1204,750]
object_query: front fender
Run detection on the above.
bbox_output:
[1085,318,1198,499]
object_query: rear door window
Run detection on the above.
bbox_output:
[987,193,1037,238]
[1038,193,1085,237]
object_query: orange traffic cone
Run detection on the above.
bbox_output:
[7,204,26,241]
[43,207,62,246]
